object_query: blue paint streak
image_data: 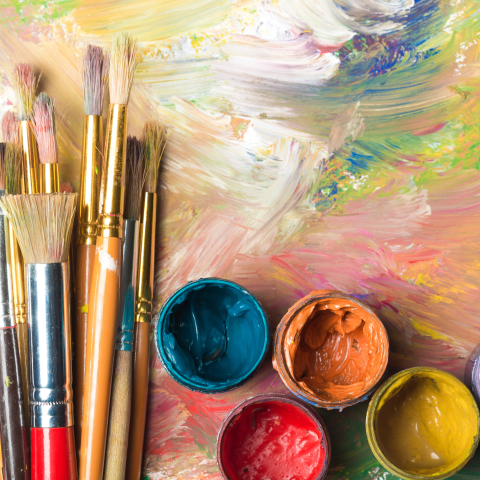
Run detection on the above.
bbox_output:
[156,278,269,393]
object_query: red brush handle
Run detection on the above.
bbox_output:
[31,426,77,480]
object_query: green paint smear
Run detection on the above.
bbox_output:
[0,0,78,25]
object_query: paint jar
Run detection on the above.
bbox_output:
[216,393,331,480]
[366,367,480,480]
[273,289,389,409]
[464,343,480,405]
[155,278,270,393]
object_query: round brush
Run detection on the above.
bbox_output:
[0,193,78,480]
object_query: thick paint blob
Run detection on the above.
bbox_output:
[221,401,326,480]
[375,373,478,477]
[283,292,388,403]
[159,279,268,391]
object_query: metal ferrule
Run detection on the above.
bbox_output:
[19,120,38,194]
[78,115,103,246]
[98,104,127,239]
[0,191,15,329]
[39,163,60,194]
[27,263,73,428]
[116,219,139,350]
[135,192,156,324]
[5,222,26,324]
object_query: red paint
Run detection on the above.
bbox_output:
[221,401,325,480]
[31,426,77,480]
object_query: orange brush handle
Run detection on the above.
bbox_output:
[74,244,96,459]
[79,236,121,480]
[126,322,151,480]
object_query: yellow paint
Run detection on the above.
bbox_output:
[5,377,12,388]
[367,368,479,480]
[80,304,89,314]
[410,319,450,342]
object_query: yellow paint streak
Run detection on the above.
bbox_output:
[411,319,450,341]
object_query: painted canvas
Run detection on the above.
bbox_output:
[1,0,480,478]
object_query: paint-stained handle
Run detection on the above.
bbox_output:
[31,426,77,480]
[16,322,30,431]
[74,243,96,459]
[125,322,151,480]
[104,351,133,480]
[0,326,29,480]
[79,236,122,480]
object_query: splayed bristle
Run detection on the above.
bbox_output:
[125,136,145,219]
[0,143,5,190]
[0,193,77,264]
[60,182,74,193]
[143,120,167,193]
[83,45,110,116]
[5,143,23,195]
[109,32,140,105]
[32,92,58,164]
[13,63,37,121]
[2,111,18,143]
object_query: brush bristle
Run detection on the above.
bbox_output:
[143,120,167,193]
[5,143,22,195]
[0,143,5,191]
[125,136,145,219]
[32,92,58,164]
[83,45,110,116]
[109,32,140,105]
[2,111,18,143]
[13,64,37,121]
[0,193,77,264]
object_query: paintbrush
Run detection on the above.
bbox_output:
[32,93,59,193]
[126,120,167,480]
[104,136,144,480]
[0,193,77,480]
[2,112,30,437]
[0,160,30,479]
[74,44,108,460]
[79,32,139,480]
[13,64,39,194]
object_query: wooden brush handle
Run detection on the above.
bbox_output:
[79,236,122,480]
[0,326,29,479]
[73,244,96,459]
[104,351,133,480]
[16,322,30,431]
[125,322,151,480]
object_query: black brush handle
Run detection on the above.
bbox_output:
[0,325,29,479]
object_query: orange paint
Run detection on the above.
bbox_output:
[275,290,388,407]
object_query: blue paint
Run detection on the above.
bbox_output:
[155,278,269,393]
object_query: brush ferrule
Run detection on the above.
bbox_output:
[135,192,156,324]
[39,163,60,194]
[5,222,27,325]
[78,115,103,245]
[27,263,73,428]
[0,192,15,329]
[116,219,139,350]
[19,120,38,194]
[98,104,127,239]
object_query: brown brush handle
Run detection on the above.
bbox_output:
[16,323,29,431]
[125,322,150,480]
[79,236,122,480]
[103,351,132,480]
[74,244,96,460]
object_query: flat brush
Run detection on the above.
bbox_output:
[32,93,59,193]
[80,32,140,480]
[1,193,78,480]
[104,136,144,480]
[2,112,19,145]
[13,64,39,194]
[126,120,167,480]
[0,162,29,479]
[75,44,108,461]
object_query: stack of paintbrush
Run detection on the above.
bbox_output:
[0,30,168,480]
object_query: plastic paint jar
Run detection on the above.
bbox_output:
[216,393,331,480]
[155,278,270,393]
[366,367,480,480]
[273,290,389,409]
[465,343,480,405]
